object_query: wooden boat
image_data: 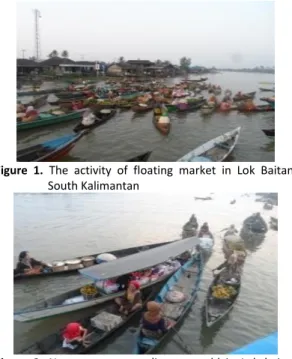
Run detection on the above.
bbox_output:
[14,237,200,322]
[127,151,152,162]
[177,127,241,162]
[20,287,156,354]
[17,109,86,132]
[177,100,206,112]
[205,274,241,327]
[238,105,274,113]
[21,95,48,109]
[73,109,116,133]
[200,104,216,115]
[132,104,154,113]
[57,91,90,100]
[133,252,204,354]
[259,87,275,92]
[17,88,64,97]
[17,131,87,162]
[14,241,171,281]
[152,108,171,135]
[233,91,256,102]
[262,129,275,137]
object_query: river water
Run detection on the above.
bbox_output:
[17,72,275,162]
[14,193,277,354]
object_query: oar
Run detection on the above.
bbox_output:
[170,326,195,354]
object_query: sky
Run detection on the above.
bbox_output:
[16,1,274,68]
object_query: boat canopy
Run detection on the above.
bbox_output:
[229,332,278,355]
[79,237,199,281]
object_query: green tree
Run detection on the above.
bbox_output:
[48,50,59,58]
[155,59,163,65]
[180,57,192,72]
[61,50,69,58]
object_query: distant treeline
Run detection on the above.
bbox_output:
[219,68,275,74]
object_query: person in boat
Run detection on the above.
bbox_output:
[176,250,192,265]
[224,224,238,237]
[115,280,142,315]
[198,222,213,238]
[236,91,242,98]
[115,273,133,291]
[244,99,256,111]
[208,95,217,106]
[243,212,268,233]
[17,101,26,113]
[212,253,242,281]
[81,109,97,127]
[15,251,45,274]
[189,214,198,229]
[62,322,90,349]
[140,301,172,339]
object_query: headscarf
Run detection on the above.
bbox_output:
[144,301,162,323]
[63,322,81,340]
[19,251,32,268]
[129,280,140,290]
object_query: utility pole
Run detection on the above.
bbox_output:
[22,49,26,59]
[34,9,41,60]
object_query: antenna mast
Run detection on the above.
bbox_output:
[34,9,41,60]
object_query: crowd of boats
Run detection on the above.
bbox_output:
[14,212,276,354]
[17,78,275,162]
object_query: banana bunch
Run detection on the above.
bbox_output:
[81,284,98,296]
[212,285,237,299]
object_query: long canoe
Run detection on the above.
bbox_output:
[17,109,86,131]
[17,88,64,97]
[14,237,199,322]
[238,105,274,113]
[205,274,241,327]
[14,241,174,280]
[259,87,275,92]
[177,127,241,162]
[17,131,86,162]
[73,109,117,133]
[19,287,156,354]
[233,91,256,102]
[262,129,275,138]
[133,252,204,354]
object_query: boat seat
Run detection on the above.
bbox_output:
[215,143,230,150]
[161,301,187,320]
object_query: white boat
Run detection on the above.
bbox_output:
[14,237,200,322]
[177,127,241,162]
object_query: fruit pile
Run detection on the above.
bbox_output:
[212,284,237,299]
[80,284,98,296]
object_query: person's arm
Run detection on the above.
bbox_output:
[130,292,142,310]
[213,261,227,272]
[16,262,31,274]
[80,326,88,339]
[31,258,43,266]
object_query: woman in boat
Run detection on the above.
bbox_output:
[140,301,171,338]
[212,253,242,281]
[224,224,238,237]
[15,251,45,275]
[115,280,142,315]
[81,109,96,127]
[198,222,213,238]
[62,322,90,349]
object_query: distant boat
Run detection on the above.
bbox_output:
[262,129,275,138]
[177,127,241,162]
[127,151,152,162]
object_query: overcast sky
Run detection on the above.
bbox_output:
[17,1,274,68]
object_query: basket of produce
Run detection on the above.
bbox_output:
[211,284,237,302]
[51,261,66,272]
[65,259,81,270]
[81,256,95,267]
[80,284,98,300]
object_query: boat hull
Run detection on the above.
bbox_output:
[14,266,178,322]
[17,110,85,131]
